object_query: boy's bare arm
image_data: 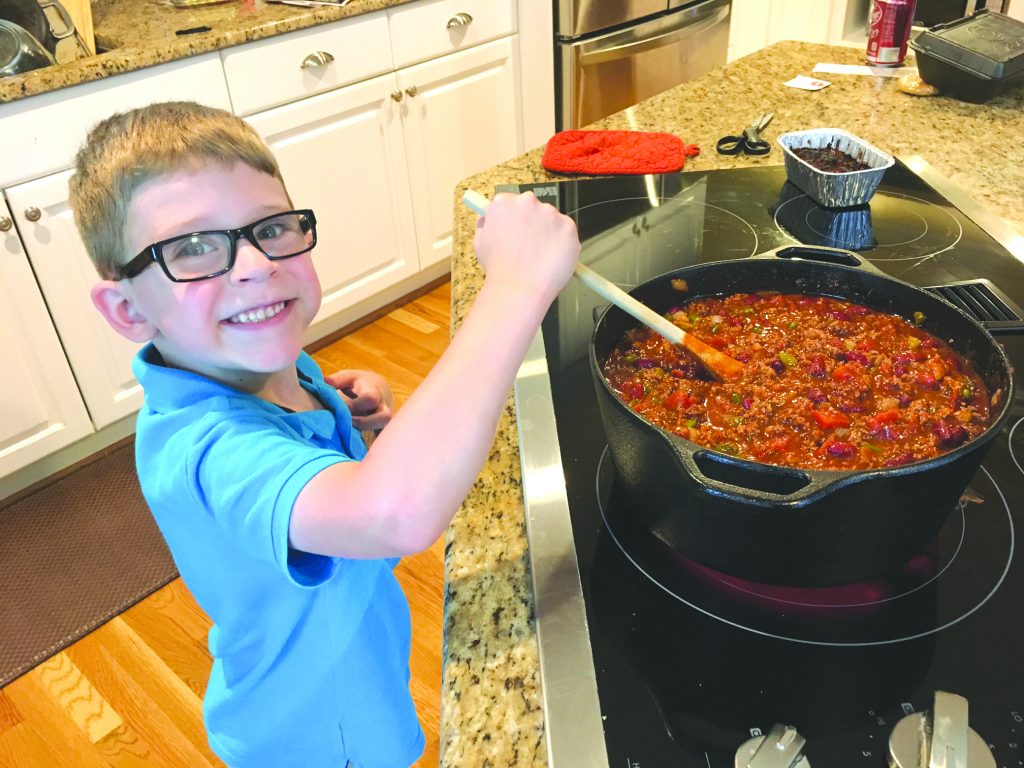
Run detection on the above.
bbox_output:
[290,193,580,560]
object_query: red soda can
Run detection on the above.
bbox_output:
[866,0,918,66]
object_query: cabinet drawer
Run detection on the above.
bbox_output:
[388,0,516,69]
[0,53,231,189]
[221,12,393,116]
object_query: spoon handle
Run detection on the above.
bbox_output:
[460,189,743,380]
[463,189,683,344]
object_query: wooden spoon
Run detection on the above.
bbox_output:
[462,190,744,381]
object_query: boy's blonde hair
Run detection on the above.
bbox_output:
[69,101,287,279]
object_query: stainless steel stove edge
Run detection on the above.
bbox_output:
[514,328,610,767]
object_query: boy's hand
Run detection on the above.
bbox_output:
[472,191,580,305]
[326,370,394,431]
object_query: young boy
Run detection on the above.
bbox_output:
[69,100,581,767]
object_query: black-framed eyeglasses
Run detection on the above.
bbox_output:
[115,209,317,283]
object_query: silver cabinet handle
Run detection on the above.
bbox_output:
[405,85,418,97]
[25,207,42,222]
[391,90,403,102]
[0,216,12,232]
[446,12,472,28]
[300,51,335,70]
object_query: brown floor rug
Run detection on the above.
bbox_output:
[0,441,177,687]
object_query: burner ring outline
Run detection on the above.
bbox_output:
[596,447,1014,647]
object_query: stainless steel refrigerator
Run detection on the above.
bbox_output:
[555,0,732,130]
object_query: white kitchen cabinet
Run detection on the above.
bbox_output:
[245,73,421,330]
[728,0,772,62]
[219,11,393,116]
[728,0,866,62]
[398,36,521,270]
[246,21,522,288]
[0,198,93,477]
[6,170,144,430]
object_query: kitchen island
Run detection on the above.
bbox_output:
[440,39,1024,767]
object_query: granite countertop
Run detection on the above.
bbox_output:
[439,40,1024,767]
[0,0,408,103]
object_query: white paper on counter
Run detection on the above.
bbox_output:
[814,63,917,78]
[784,75,832,91]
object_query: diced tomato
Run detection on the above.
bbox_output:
[832,363,859,382]
[621,378,645,401]
[664,391,694,411]
[811,409,850,429]
[867,409,900,430]
[857,338,879,351]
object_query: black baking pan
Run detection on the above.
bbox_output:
[909,10,1024,103]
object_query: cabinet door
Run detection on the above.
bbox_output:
[767,0,835,45]
[246,72,420,329]
[728,0,772,60]
[0,198,92,477]
[6,171,144,429]
[397,36,522,271]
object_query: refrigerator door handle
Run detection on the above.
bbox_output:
[578,1,729,66]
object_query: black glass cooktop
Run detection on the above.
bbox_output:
[502,163,1024,767]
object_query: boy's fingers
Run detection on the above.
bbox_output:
[352,411,391,431]
[346,394,381,415]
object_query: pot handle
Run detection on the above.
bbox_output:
[671,442,854,505]
[752,244,887,275]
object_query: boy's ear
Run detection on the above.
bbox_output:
[90,280,157,343]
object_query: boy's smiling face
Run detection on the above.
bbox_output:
[96,161,322,391]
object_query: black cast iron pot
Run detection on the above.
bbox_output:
[589,245,1015,587]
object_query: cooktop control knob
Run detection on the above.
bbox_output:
[888,691,995,768]
[735,723,811,768]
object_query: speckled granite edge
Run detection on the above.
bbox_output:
[439,41,1024,768]
[0,0,412,103]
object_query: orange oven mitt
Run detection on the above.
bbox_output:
[542,130,700,175]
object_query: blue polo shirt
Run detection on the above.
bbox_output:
[132,344,425,768]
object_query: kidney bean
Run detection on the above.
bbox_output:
[827,441,856,458]
[893,351,922,364]
[885,451,917,467]
[806,387,827,404]
[933,419,969,449]
[808,355,826,379]
[870,424,896,441]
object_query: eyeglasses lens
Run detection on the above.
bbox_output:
[161,212,315,281]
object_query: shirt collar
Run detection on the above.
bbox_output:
[133,343,354,445]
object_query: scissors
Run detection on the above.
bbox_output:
[716,112,774,156]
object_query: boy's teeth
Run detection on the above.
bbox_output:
[228,301,286,324]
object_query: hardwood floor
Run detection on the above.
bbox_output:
[0,281,452,767]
